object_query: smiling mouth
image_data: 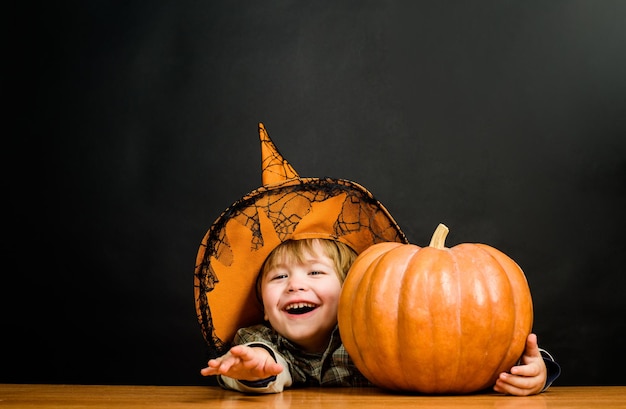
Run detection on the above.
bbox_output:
[284,302,318,315]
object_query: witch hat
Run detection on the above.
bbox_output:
[194,123,408,357]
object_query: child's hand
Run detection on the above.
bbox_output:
[493,333,548,396]
[200,344,283,381]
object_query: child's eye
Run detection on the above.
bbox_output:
[270,274,288,281]
[310,271,323,276]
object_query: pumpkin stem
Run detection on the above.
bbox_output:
[429,223,450,249]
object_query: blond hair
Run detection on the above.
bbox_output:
[255,238,357,303]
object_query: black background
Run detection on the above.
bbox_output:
[5,1,625,387]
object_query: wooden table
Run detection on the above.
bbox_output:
[1,384,625,408]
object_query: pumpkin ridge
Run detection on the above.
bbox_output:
[468,245,507,390]
[478,249,501,389]
[481,246,515,387]
[476,244,533,376]
[449,247,464,392]
[396,248,434,388]
[355,248,399,387]
[338,250,374,380]
[472,244,531,389]
[420,245,460,393]
[430,248,454,392]
[338,264,364,381]
[396,245,428,390]
[361,253,388,385]
[374,246,416,389]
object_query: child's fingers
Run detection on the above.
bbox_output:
[494,375,534,396]
[207,358,223,368]
[524,333,541,357]
[510,362,541,377]
[229,345,254,360]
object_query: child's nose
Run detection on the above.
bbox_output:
[287,277,306,292]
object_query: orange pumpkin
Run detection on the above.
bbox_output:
[337,223,533,394]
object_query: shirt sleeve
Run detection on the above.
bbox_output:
[539,348,561,391]
[218,341,293,394]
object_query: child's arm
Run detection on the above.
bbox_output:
[493,333,554,396]
[201,342,293,393]
[201,344,283,381]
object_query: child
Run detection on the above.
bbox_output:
[194,123,560,395]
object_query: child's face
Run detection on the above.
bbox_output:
[260,240,343,353]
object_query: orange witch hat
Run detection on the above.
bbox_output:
[194,123,408,357]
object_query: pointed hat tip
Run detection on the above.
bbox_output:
[259,123,299,185]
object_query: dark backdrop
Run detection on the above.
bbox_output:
[5,1,625,387]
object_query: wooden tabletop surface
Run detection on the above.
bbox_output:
[1,384,625,408]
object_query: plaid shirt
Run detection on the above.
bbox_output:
[234,324,372,387]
